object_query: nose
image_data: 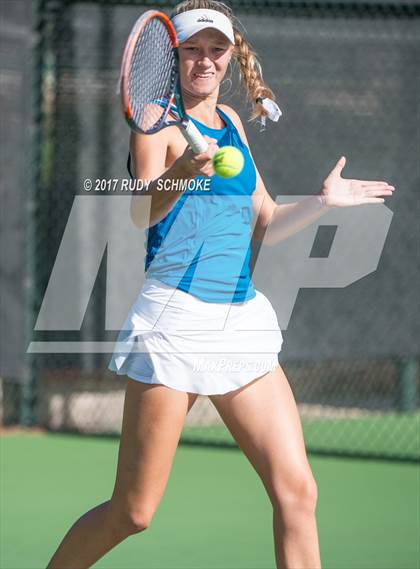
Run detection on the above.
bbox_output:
[197,57,211,67]
[196,49,213,65]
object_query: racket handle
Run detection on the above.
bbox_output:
[182,119,209,154]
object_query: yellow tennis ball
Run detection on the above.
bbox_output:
[212,146,244,179]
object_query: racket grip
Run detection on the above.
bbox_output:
[182,119,209,154]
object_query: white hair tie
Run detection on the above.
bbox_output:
[256,97,282,131]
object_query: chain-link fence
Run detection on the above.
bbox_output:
[1,0,419,461]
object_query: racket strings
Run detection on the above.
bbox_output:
[129,18,177,132]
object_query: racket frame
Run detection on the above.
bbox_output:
[120,10,208,154]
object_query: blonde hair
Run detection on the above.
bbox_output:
[170,0,276,123]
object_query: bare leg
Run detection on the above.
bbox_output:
[210,365,321,569]
[46,500,135,569]
[273,501,321,569]
[46,378,198,569]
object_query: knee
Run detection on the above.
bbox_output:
[126,510,153,534]
[108,501,154,535]
[271,471,318,516]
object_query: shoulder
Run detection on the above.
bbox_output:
[218,103,241,123]
[218,104,250,147]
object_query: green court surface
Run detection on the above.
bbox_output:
[183,411,420,459]
[1,432,419,569]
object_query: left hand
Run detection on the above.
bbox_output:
[319,156,395,208]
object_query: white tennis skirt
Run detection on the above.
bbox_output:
[108,278,283,395]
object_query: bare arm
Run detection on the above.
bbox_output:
[262,195,331,245]
[218,105,395,246]
[263,156,395,245]
[129,129,189,229]
[219,105,331,244]
[129,129,218,229]
[250,167,332,245]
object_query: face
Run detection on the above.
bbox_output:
[178,28,233,97]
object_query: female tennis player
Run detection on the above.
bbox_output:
[46,1,395,568]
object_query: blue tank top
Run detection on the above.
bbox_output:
[136,106,257,303]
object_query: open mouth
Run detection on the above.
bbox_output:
[193,73,214,79]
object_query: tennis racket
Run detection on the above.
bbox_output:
[119,10,209,154]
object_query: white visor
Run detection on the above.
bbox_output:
[171,9,235,45]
